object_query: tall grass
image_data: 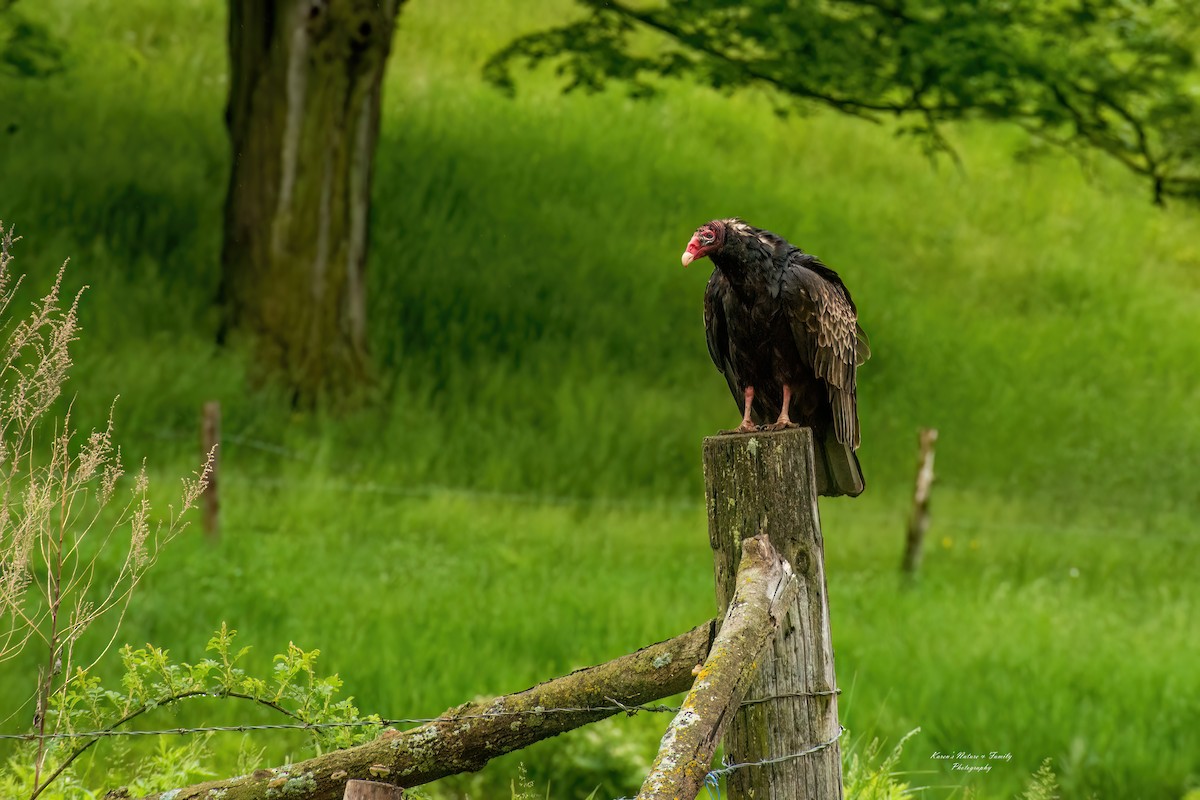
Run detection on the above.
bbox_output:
[3,0,1196,516]
[0,0,1196,797]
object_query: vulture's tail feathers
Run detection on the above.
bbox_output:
[815,429,865,498]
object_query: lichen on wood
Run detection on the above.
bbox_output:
[637,535,798,800]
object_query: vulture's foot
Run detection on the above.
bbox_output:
[720,420,761,435]
[764,420,800,432]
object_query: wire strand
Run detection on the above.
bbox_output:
[0,690,841,741]
[707,726,846,779]
[0,703,677,741]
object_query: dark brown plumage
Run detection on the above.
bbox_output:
[683,218,870,496]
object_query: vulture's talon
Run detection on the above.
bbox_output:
[765,421,800,432]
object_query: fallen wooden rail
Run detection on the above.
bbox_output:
[638,535,798,800]
[137,622,716,800]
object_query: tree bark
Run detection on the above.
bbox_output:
[704,428,844,800]
[136,621,716,800]
[220,0,403,401]
[638,535,797,800]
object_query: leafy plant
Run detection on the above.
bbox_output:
[1018,759,1059,800]
[0,624,380,798]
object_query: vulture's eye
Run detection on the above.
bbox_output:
[699,231,714,243]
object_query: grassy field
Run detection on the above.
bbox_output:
[1,0,1198,798]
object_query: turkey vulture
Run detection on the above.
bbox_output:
[683,218,870,497]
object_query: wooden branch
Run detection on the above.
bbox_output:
[704,428,844,800]
[136,622,717,800]
[638,535,798,800]
[901,428,938,577]
[593,0,901,120]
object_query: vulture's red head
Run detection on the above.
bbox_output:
[681,220,726,267]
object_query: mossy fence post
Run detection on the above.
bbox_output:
[704,428,844,800]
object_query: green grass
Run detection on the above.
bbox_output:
[1,0,1198,797]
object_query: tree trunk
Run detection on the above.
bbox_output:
[220,0,403,401]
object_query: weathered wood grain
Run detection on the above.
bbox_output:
[343,779,404,799]
[704,427,844,800]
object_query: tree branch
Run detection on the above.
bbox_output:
[591,0,906,120]
[637,535,797,800]
[490,0,1200,205]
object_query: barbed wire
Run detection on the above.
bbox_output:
[150,427,1189,538]
[707,726,846,780]
[0,690,840,742]
[740,689,839,706]
[243,475,700,512]
[0,705,672,742]
[153,430,308,461]
[612,727,847,800]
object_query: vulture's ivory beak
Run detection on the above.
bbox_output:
[681,251,695,267]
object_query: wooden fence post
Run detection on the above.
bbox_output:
[201,401,220,540]
[344,779,404,799]
[901,428,938,578]
[704,428,843,800]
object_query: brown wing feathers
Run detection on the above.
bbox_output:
[783,257,862,449]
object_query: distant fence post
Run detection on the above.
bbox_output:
[201,401,220,540]
[901,428,938,578]
[703,428,843,800]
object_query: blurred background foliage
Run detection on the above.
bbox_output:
[0,0,65,79]
[0,0,1197,798]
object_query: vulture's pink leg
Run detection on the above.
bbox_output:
[766,384,801,431]
[723,386,759,434]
